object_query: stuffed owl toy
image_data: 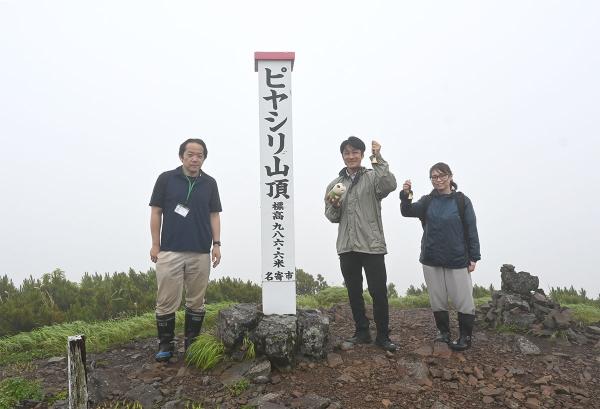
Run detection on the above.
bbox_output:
[327,183,346,200]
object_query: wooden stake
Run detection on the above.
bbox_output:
[67,334,88,409]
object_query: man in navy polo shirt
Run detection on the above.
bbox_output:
[149,138,222,362]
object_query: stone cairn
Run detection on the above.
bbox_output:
[479,264,600,345]
[216,303,329,370]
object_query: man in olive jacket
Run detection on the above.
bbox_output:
[325,136,397,352]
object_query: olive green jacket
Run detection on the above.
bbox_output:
[325,153,397,255]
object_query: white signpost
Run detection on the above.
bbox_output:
[255,51,296,315]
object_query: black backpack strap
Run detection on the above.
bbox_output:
[455,192,469,258]
[456,192,466,225]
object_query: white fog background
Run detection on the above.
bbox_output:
[1,1,599,296]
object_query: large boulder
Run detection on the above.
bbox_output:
[502,310,537,329]
[497,293,531,312]
[217,303,261,350]
[253,315,297,370]
[500,264,539,296]
[296,309,329,359]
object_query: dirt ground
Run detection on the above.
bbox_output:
[2,304,599,409]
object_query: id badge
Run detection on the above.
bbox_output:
[174,203,190,217]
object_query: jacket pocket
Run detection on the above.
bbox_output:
[369,221,383,246]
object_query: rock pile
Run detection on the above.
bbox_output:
[480,264,600,345]
[216,303,329,370]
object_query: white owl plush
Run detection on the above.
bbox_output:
[327,183,346,200]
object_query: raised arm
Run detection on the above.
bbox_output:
[370,140,397,199]
[399,180,428,218]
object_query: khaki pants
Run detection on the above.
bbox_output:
[422,264,475,315]
[155,251,210,315]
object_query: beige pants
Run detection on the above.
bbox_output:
[155,251,210,315]
[422,264,475,315]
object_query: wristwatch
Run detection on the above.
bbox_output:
[213,241,221,246]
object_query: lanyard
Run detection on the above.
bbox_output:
[185,176,199,204]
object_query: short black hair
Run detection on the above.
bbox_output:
[340,136,366,154]
[179,138,208,159]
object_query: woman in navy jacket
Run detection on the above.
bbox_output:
[399,162,481,351]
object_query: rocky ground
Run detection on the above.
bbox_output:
[2,304,600,409]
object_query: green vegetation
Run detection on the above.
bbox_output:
[2,268,599,371]
[185,334,225,370]
[206,277,260,303]
[95,401,143,409]
[389,293,431,309]
[0,377,43,409]
[296,268,329,295]
[226,378,250,397]
[495,323,525,334]
[547,286,600,325]
[0,303,230,366]
[550,286,600,307]
[243,336,256,361]
[0,268,250,337]
[297,284,490,311]
[46,390,68,404]
[405,282,494,299]
[564,304,600,325]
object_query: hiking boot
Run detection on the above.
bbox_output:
[374,336,397,352]
[450,312,475,351]
[433,310,451,344]
[184,307,205,351]
[345,328,372,344]
[155,312,175,362]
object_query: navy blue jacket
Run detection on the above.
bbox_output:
[400,190,481,269]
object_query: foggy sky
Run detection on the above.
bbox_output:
[1,1,599,296]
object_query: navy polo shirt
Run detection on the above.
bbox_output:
[149,166,222,253]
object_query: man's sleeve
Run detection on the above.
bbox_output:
[371,153,397,200]
[210,180,222,213]
[149,173,168,208]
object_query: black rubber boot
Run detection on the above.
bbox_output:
[433,311,451,344]
[155,312,175,362]
[184,307,205,350]
[450,312,475,351]
[374,331,397,352]
[345,326,372,344]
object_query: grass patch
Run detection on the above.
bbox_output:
[299,288,491,311]
[389,294,430,309]
[46,390,68,404]
[243,336,255,361]
[226,378,250,397]
[564,304,600,325]
[95,401,143,409]
[296,295,320,309]
[0,377,43,409]
[0,302,231,367]
[185,334,225,370]
[495,323,524,334]
[474,296,491,306]
[314,286,350,307]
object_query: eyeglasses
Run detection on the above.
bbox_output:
[430,174,449,181]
